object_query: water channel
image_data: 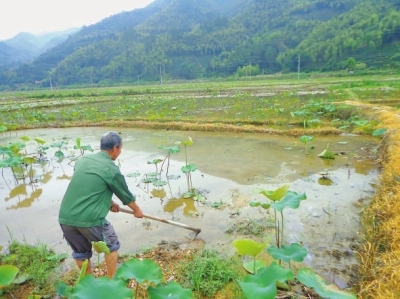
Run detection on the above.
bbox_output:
[0,127,379,288]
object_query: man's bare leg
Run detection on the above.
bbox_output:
[105,250,118,278]
[76,259,92,275]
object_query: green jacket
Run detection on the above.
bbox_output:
[59,151,135,227]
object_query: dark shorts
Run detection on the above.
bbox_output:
[60,221,120,260]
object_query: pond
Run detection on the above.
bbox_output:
[0,127,379,289]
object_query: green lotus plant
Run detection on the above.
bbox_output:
[55,255,193,299]
[318,143,335,159]
[232,239,268,274]
[175,137,199,195]
[251,184,306,248]
[0,265,20,296]
[299,135,314,155]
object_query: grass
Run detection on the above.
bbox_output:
[180,249,244,298]
[0,239,67,298]
[357,110,400,298]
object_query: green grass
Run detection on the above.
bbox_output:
[180,249,243,298]
[0,240,67,297]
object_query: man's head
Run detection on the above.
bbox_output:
[100,131,123,160]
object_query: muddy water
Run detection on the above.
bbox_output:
[0,127,379,288]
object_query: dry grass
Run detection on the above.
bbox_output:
[358,109,400,298]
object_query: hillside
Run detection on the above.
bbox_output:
[0,28,79,70]
[0,0,399,90]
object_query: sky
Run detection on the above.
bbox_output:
[0,0,155,41]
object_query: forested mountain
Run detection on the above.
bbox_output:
[1,0,400,90]
[0,28,79,71]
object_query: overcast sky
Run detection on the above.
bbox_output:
[0,0,154,41]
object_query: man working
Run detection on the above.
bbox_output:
[59,131,143,278]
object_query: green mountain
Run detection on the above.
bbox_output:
[1,0,400,90]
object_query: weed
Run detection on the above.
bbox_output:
[180,249,241,298]
[0,240,67,297]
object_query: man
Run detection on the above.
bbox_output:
[59,131,143,278]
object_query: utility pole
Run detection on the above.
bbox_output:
[49,75,53,90]
[297,55,301,80]
[160,66,163,85]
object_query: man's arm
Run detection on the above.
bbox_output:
[127,201,143,218]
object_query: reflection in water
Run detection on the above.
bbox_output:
[353,159,375,175]
[57,174,72,180]
[151,188,166,199]
[6,187,43,210]
[164,197,198,215]
[318,177,334,186]
[41,172,53,184]
[5,185,27,201]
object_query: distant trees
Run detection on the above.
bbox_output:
[1,0,400,89]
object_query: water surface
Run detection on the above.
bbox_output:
[0,127,379,287]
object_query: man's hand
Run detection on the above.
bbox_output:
[110,201,120,213]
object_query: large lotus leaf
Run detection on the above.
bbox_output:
[167,174,181,180]
[142,177,157,183]
[352,120,368,126]
[147,281,193,299]
[75,137,82,149]
[0,147,12,156]
[297,268,357,299]
[249,201,271,209]
[159,145,181,154]
[238,262,294,299]
[372,128,387,136]
[8,142,25,154]
[153,180,167,187]
[34,137,46,145]
[243,259,266,274]
[54,150,65,160]
[126,172,141,178]
[81,145,93,152]
[0,265,19,288]
[182,137,193,146]
[318,144,335,159]
[0,155,23,168]
[181,164,197,173]
[114,258,163,285]
[72,275,133,299]
[267,243,307,263]
[193,193,206,202]
[256,185,289,202]
[23,156,36,165]
[271,191,307,212]
[299,135,314,144]
[148,159,163,165]
[54,280,73,298]
[20,135,30,142]
[233,239,268,257]
[92,241,110,254]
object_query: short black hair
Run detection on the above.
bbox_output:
[100,131,122,150]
